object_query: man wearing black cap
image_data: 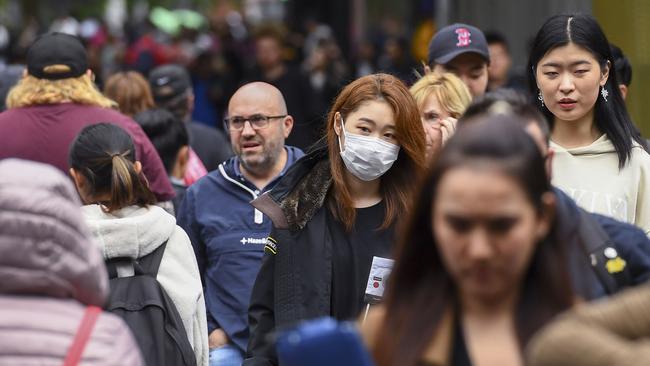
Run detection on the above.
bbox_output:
[0,32,175,202]
[149,64,233,172]
[428,23,490,98]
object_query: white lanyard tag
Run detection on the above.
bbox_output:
[254,208,263,224]
[363,256,394,305]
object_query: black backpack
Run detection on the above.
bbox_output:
[105,241,197,366]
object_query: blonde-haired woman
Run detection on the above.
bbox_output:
[410,72,472,159]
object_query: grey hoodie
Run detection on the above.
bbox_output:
[0,159,143,365]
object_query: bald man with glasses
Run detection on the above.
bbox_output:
[177,82,304,366]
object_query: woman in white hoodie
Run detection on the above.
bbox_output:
[528,14,650,235]
[68,123,208,366]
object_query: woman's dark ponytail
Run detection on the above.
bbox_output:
[70,123,156,212]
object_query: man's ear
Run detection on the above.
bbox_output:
[283,115,294,139]
[173,146,190,179]
[178,146,190,165]
[86,69,95,82]
[422,61,432,75]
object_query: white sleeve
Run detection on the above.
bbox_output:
[634,151,650,236]
[157,226,209,365]
[194,291,209,366]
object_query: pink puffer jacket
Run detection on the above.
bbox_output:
[0,159,143,365]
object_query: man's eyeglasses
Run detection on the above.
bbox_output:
[224,114,287,131]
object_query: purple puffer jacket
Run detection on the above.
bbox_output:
[0,159,143,366]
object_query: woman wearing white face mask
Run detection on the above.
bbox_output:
[245,73,427,365]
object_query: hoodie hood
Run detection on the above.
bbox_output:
[0,159,107,306]
[82,204,176,259]
[550,134,617,156]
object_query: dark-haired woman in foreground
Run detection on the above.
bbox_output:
[528,14,650,234]
[362,116,574,366]
[68,123,208,365]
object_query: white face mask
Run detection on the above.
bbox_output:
[337,118,400,181]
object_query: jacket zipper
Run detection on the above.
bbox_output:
[218,164,264,224]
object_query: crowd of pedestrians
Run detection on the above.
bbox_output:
[1,9,650,366]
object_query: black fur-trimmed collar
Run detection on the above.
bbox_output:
[252,147,332,232]
[278,159,331,231]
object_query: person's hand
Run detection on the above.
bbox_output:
[209,328,228,349]
[423,117,457,160]
[439,117,458,145]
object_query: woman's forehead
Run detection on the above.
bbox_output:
[539,43,599,66]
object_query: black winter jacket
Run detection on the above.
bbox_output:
[244,147,336,366]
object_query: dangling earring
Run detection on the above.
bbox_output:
[601,86,609,102]
[538,90,545,107]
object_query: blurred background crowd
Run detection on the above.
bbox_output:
[0,0,648,140]
[2,1,650,365]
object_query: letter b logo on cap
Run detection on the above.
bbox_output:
[455,28,472,47]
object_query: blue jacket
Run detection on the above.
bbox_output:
[555,188,650,299]
[177,146,304,352]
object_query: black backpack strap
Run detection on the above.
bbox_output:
[576,208,631,294]
[137,240,169,277]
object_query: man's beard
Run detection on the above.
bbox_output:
[239,146,280,176]
[240,152,272,173]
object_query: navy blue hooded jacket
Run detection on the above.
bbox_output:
[177,146,304,352]
[555,188,650,299]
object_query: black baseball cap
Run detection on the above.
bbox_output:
[148,64,192,103]
[26,32,88,80]
[427,23,490,66]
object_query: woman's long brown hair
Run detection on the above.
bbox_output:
[372,116,574,366]
[325,73,427,230]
